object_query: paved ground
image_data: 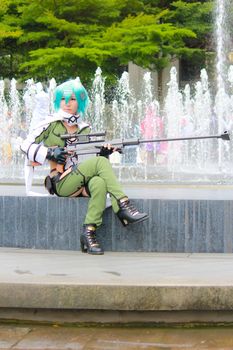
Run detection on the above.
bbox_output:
[1,323,233,349]
[1,248,233,286]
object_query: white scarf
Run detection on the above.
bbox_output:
[32,110,89,130]
[58,110,81,126]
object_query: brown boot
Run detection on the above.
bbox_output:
[80,224,104,255]
[117,197,149,227]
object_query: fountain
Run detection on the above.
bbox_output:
[1,68,232,184]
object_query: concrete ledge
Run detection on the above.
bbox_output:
[1,284,233,311]
[0,196,233,252]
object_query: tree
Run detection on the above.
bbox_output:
[15,0,131,82]
[0,0,23,78]
[165,1,214,80]
[0,0,215,84]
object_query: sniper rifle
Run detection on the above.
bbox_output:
[60,130,231,156]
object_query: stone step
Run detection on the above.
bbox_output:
[1,248,233,324]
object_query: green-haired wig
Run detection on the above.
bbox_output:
[54,78,89,115]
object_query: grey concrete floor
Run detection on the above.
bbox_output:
[1,248,233,286]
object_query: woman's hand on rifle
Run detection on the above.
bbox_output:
[46,147,69,164]
[99,143,122,158]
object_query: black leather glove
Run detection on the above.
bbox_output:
[99,146,114,158]
[46,147,68,164]
[98,145,122,158]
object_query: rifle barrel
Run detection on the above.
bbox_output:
[109,131,230,147]
[137,132,230,144]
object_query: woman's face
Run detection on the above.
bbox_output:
[60,93,78,115]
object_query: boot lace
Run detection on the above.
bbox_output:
[86,230,99,247]
[121,200,139,216]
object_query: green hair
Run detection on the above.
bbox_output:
[54,78,89,115]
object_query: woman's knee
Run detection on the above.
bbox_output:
[98,155,110,163]
[88,176,107,194]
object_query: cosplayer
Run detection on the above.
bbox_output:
[21,78,149,255]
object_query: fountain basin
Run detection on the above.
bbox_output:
[0,185,232,253]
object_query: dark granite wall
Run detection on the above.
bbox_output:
[0,196,232,252]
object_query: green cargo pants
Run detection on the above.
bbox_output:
[55,156,126,227]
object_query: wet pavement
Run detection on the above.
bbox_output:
[1,323,233,349]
